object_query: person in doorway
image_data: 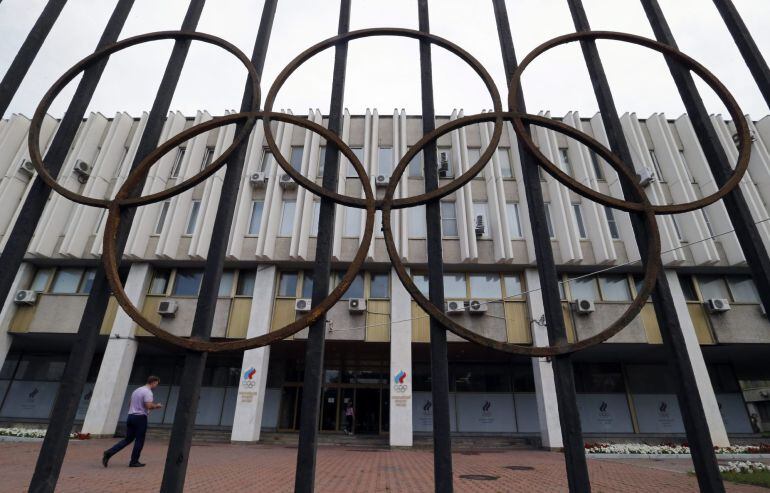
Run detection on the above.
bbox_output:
[102,375,163,468]
[344,402,355,435]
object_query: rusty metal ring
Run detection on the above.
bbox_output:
[262,27,504,211]
[508,30,751,215]
[27,31,262,209]
[102,111,376,353]
[381,111,662,357]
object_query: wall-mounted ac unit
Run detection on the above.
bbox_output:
[249,172,267,187]
[14,290,37,305]
[18,159,35,177]
[157,299,178,317]
[375,174,389,188]
[446,300,465,314]
[468,299,487,315]
[637,167,655,187]
[295,298,311,313]
[706,298,731,314]
[279,173,296,189]
[73,160,91,177]
[475,215,485,237]
[574,298,595,314]
[348,298,366,313]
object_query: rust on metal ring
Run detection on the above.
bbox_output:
[508,30,752,215]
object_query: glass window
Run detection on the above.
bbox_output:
[279,200,295,237]
[626,364,675,394]
[14,355,67,381]
[172,269,203,296]
[343,207,360,237]
[155,200,170,235]
[671,215,683,241]
[470,274,502,298]
[185,200,201,235]
[569,277,598,301]
[170,147,185,178]
[453,364,512,392]
[374,210,384,237]
[504,274,524,299]
[301,271,314,299]
[605,206,620,239]
[473,202,489,238]
[248,200,263,236]
[466,147,481,171]
[408,205,426,238]
[310,201,320,236]
[575,363,625,393]
[149,269,170,295]
[316,146,326,177]
[599,275,631,301]
[726,275,759,303]
[370,273,389,299]
[260,148,273,172]
[78,268,96,294]
[408,151,422,177]
[572,203,587,239]
[679,150,696,184]
[507,202,522,239]
[413,274,429,295]
[340,273,364,299]
[378,147,393,176]
[698,275,730,300]
[218,270,235,297]
[278,272,298,297]
[201,146,215,171]
[544,203,555,238]
[701,210,715,238]
[649,149,664,181]
[497,148,513,178]
[236,270,255,296]
[437,147,452,177]
[50,268,82,294]
[443,273,467,298]
[558,148,573,175]
[590,151,605,180]
[30,268,53,292]
[289,146,303,171]
[440,202,458,237]
[678,275,698,301]
[347,147,365,178]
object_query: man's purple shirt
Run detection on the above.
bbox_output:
[128,386,153,416]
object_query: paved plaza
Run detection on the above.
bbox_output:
[0,438,768,492]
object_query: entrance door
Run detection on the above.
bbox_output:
[354,388,380,434]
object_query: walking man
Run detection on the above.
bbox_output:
[102,375,162,468]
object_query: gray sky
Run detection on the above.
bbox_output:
[1,0,769,120]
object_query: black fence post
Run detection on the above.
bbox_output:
[491,1,592,491]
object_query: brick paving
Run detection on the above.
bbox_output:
[0,438,767,492]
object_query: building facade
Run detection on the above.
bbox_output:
[0,107,769,447]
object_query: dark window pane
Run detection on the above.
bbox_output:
[278,272,298,297]
[172,269,203,296]
[236,270,256,296]
[370,273,389,299]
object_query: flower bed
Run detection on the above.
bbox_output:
[719,461,769,473]
[0,428,81,439]
[585,442,770,455]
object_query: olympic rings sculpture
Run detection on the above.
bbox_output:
[27,28,752,356]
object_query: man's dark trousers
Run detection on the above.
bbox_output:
[106,414,147,463]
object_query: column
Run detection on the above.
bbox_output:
[524,269,563,450]
[231,265,276,443]
[0,263,34,369]
[666,270,730,447]
[81,263,151,437]
[389,268,413,447]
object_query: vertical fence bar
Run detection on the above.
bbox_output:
[0,0,68,116]
[294,1,350,491]
[160,1,277,491]
[27,1,205,491]
[0,0,134,335]
[566,1,725,491]
[712,0,770,108]
[416,1,453,491]
[491,2,591,491]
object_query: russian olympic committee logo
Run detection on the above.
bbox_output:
[393,370,408,393]
[242,366,257,389]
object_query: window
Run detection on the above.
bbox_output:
[173,269,203,296]
[558,147,573,175]
[575,363,625,393]
[279,200,296,237]
[290,146,303,171]
[155,201,170,235]
[413,274,429,295]
[236,270,256,296]
[300,271,314,299]
[605,207,620,239]
[671,215,683,241]
[30,268,53,292]
[504,274,524,299]
[378,147,393,176]
[260,148,273,172]
[185,200,201,235]
[370,273,389,299]
[649,149,664,181]
[470,274,502,298]
[497,148,513,178]
[50,268,82,294]
[599,275,631,301]
[444,274,467,298]
[248,200,264,236]
[278,272,298,297]
[473,202,489,238]
[408,151,422,177]
[467,147,481,179]
[698,275,730,300]
[702,210,715,238]
[374,210,383,237]
[678,275,698,301]
[310,202,320,236]
[408,205,426,238]
[170,148,185,178]
[726,275,759,303]
[218,270,235,297]
[679,150,696,184]
[201,146,215,171]
[343,207,360,237]
[590,151,605,180]
[572,203,587,239]
[569,276,598,301]
[347,147,365,178]
[316,146,326,177]
[149,269,171,295]
[506,203,522,239]
[544,203,555,238]
[340,273,364,299]
[438,147,453,177]
[79,268,96,294]
[440,202,458,237]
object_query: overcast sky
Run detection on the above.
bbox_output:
[1,0,769,120]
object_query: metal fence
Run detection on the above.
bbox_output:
[1,0,768,491]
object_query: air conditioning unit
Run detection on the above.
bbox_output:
[637,167,655,187]
[295,298,311,313]
[446,300,466,314]
[14,290,37,305]
[249,172,267,187]
[279,173,296,189]
[706,298,731,314]
[157,299,178,317]
[438,152,451,178]
[375,174,389,188]
[348,298,366,313]
[574,298,595,314]
[73,160,91,177]
[468,299,487,315]
[18,159,35,177]
[474,215,485,237]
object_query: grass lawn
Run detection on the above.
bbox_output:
[723,470,770,488]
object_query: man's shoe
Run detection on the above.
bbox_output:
[102,452,110,468]
[129,462,146,468]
